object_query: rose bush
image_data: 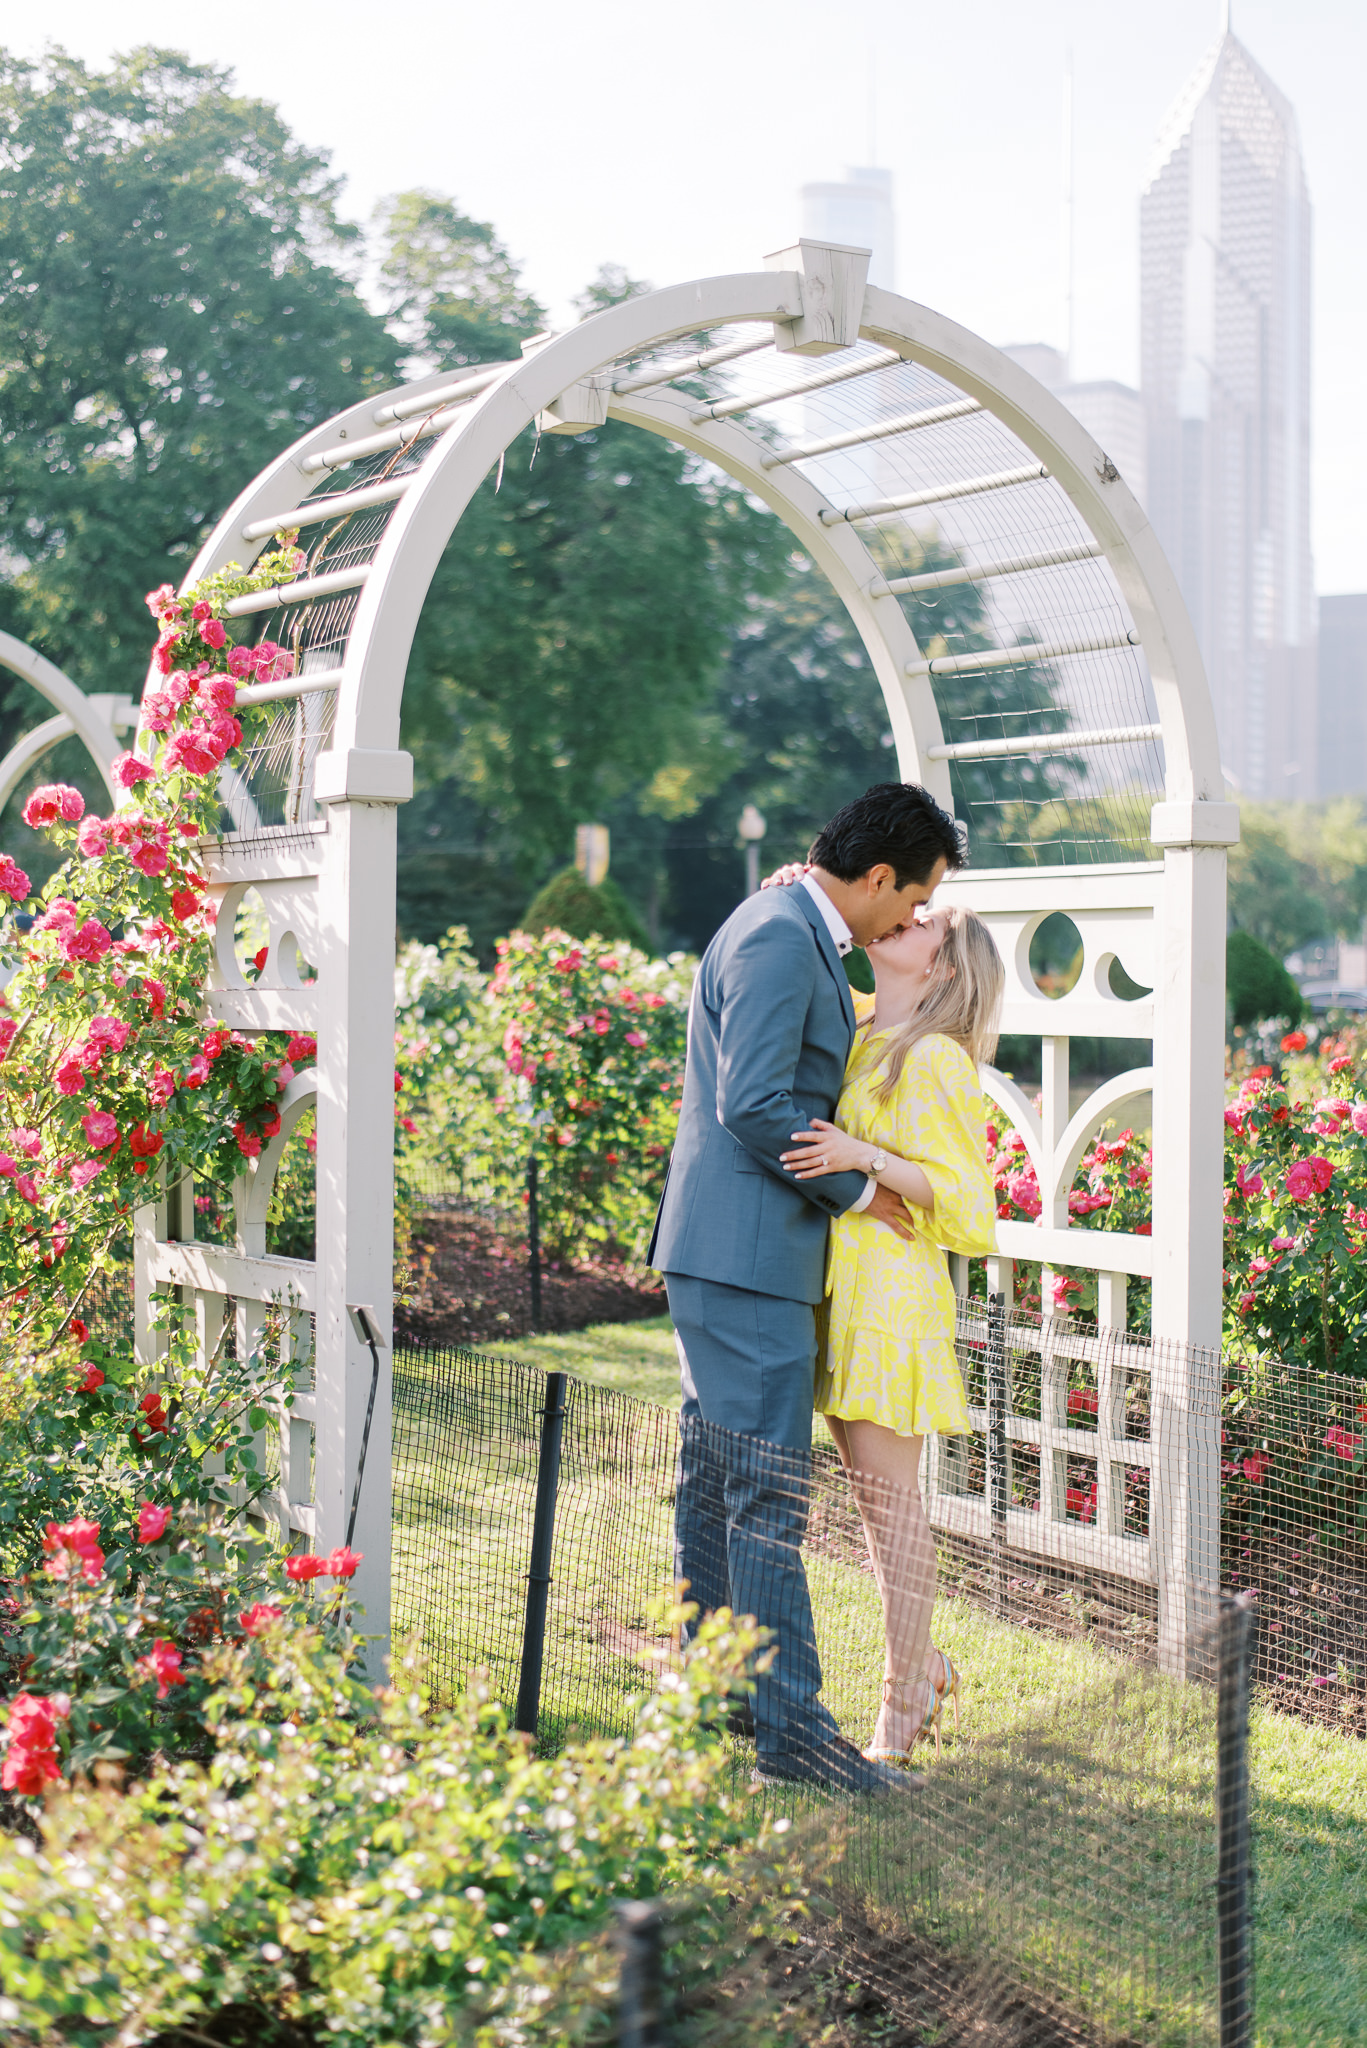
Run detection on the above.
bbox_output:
[0,1607,816,2048]
[396,925,691,1259]
[0,545,316,1345]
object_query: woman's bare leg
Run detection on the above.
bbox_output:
[827,1417,946,1703]
[838,1418,939,1751]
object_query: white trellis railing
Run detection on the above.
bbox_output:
[128,238,1233,1676]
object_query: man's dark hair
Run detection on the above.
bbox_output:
[810,783,961,889]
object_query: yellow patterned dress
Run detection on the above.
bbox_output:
[815,999,995,1438]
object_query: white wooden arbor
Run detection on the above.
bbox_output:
[131,241,1234,1673]
[0,632,137,816]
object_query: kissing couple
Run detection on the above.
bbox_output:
[648,782,1003,1794]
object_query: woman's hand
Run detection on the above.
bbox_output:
[760,860,811,890]
[780,1118,869,1180]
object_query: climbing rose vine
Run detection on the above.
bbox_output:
[0,542,313,1343]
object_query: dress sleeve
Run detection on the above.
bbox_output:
[892,1038,996,1257]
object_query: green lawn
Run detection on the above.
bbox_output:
[501,1314,681,1406]
[395,1322,1367,2045]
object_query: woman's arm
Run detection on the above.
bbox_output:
[780,1118,934,1211]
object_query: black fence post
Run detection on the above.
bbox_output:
[514,1369,567,1736]
[986,1290,1008,1617]
[1217,1591,1257,2048]
[526,1151,543,1331]
[615,1899,664,2048]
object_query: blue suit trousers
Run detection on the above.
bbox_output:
[666,1272,841,1765]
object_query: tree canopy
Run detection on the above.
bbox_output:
[0,48,399,697]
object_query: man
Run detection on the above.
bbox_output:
[649,782,960,1791]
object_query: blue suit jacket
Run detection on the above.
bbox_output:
[647,883,868,1304]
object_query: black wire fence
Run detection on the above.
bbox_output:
[389,1323,1283,2047]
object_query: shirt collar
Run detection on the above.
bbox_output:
[799,871,853,957]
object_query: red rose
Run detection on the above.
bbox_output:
[135,1639,186,1699]
[2,1693,68,1796]
[324,1545,362,1579]
[77,1362,105,1392]
[137,1502,171,1544]
[285,1554,328,1581]
[239,1602,284,1637]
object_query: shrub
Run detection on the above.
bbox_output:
[0,1306,372,1784]
[396,926,691,1260]
[521,865,650,951]
[0,1609,815,2048]
[0,549,316,1344]
[1227,929,1303,1030]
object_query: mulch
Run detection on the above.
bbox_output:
[1232,1528,1367,1737]
[396,1209,666,1350]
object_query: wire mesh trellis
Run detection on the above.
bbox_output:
[388,1332,1301,2045]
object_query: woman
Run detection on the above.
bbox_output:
[780,903,1002,1764]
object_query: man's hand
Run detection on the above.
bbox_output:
[865,1181,916,1242]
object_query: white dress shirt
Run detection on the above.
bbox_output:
[799,873,877,1214]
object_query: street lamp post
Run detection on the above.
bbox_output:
[738,803,767,898]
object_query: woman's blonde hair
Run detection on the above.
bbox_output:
[874,905,1004,1102]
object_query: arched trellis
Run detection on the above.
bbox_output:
[0,631,137,812]
[132,241,1236,1673]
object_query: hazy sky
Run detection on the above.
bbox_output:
[21,0,1367,591]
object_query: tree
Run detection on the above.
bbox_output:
[520,868,650,951]
[375,195,792,952]
[372,189,546,375]
[1226,799,1367,960]
[1226,931,1303,1030]
[0,47,399,701]
[655,535,1083,953]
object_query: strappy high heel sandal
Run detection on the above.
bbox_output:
[926,1645,962,1737]
[863,1674,939,1765]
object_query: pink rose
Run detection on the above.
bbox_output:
[145,583,177,616]
[164,670,195,707]
[1285,1160,1317,1202]
[88,1016,130,1051]
[76,816,109,859]
[1224,1108,1245,1135]
[1352,1105,1367,1137]
[70,1160,104,1189]
[9,1130,40,1158]
[112,751,156,790]
[197,617,226,650]
[150,1068,176,1106]
[153,629,180,676]
[1307,1154,1334,1192]
[81,1110,118,1149]
[55,1056,85,1096]
[163,730,219,777]
[21,784,84,829]
[0,855,30,901]
[62,919,113,964]
[130,840,169,877]
[191,600,213,622]
[625,1030,647,1047]
[197,673,237,714]
[136,1502,170,1544]
[227,645,256,679]
[1235,1164,1263,1199]
[1271,1234,1296,1251]
[255,643,295,683]
[141,692,178,733]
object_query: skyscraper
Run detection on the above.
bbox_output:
[1141,21,1314,798]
